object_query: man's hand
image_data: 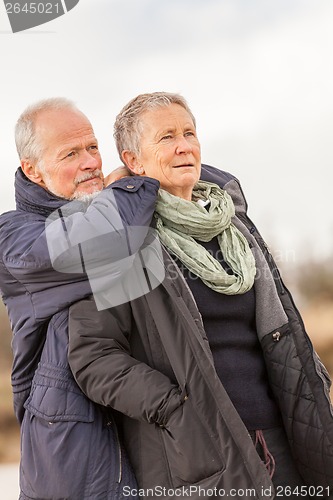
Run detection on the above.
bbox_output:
[104,166,132,186]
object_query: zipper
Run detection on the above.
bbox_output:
[107,419,122,483]
[261,326,287,352]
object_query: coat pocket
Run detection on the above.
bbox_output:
[24,362,94,423]
[161,396,224,488]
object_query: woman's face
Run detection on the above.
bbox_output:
[130,103,201,200]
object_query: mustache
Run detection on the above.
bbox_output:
[74,169,103,186]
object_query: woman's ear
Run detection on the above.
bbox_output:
[121,150,145,175]
[21,160,45,186]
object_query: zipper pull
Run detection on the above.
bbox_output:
[272,331,281,342]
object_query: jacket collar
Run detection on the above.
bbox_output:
[15,167,68,217]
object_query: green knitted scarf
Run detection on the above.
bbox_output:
[155,181,256,294]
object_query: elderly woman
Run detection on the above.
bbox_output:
[68,93,333,499]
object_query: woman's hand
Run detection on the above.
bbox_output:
[104,166,133,186]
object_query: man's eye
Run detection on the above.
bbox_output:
[185,131,195,137]
[67,151,75,158]
[161,135,172,141]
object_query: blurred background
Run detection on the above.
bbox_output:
[0,0,332,473]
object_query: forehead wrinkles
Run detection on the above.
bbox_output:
[57,127,96,147]
[48,123,95,143]
[36,110,95,149]
[142,108,194,138]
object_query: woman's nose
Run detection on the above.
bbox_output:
[176,135,193,154]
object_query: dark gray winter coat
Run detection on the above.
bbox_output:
[69,165,333,500]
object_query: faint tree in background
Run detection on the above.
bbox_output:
[0,300,20,463]
[292,255,333,393]
[295,255,333,303]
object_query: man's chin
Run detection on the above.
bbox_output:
[71,188,103,203]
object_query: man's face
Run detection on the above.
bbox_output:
[31,108,104,200]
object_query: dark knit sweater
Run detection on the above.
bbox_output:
[173,236,281,430]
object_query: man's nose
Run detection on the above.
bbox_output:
[79,149,101,170]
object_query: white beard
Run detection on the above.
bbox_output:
[41,168,103,202]
[70,190,102,203]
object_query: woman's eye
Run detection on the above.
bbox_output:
[161,135,172,141]
[67,151,75,158]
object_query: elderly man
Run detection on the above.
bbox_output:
[0,98,159,499]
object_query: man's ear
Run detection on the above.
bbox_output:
[121,150,144,175]
[21,160,45,186]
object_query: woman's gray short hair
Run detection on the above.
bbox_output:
[15,97,78,165]
[113,92,196,160]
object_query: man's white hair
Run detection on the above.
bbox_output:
[15,97,79,165]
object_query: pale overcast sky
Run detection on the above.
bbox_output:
[0,0,332,263]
